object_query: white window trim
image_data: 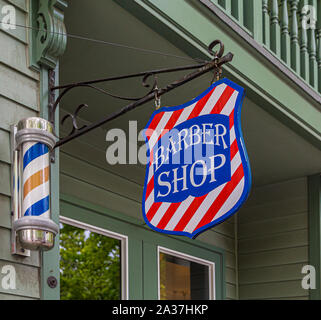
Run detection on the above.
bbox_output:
[59,216,129,300]
[157,246,216,300]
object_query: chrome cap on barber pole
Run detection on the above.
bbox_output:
[13,117,59,251]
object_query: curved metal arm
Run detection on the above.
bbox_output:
[49,40,233,148]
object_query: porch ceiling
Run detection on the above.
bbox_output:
[59,0,321,187]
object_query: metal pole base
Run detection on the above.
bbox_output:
[13,217,59,251]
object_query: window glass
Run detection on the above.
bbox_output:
[159,251,211,300]
[60,223,121,300]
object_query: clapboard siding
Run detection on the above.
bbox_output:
[60,152,142,203]
[226,283,237,300]
[0,129,10,164]
[0,0,41,300]
[0,260,40,299]
[0,64,38,111]
[0,0,28,43]
[239,229,308,253]
[0,161,11,196]
[266,296,309,300]
[238,213,307,240]
[239,263,307,284]
[238,197,307,224]
[60,113,146,185]
[6,0,27,12]
[0,96,36,132]
[239,246,308,269]
[238,178,309,300]
[198,228,235,254]
[60,119,238,300]
[0,292,35,300]
[0,30,39,80]
[239,281,305,300]
[60,173,143,221]
[0,195,11,229]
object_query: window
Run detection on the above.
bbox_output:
[158,247,215,300]
[60,198,224,300]
[59,216,128,300]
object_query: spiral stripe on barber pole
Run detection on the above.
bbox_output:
[22,142,50,218]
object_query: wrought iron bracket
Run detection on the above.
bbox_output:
[48,40,233,149]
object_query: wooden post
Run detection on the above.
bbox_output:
[300,0,310,80]
[245,0,263,43]
[290,0,301,73]
[308,0,318,88]
[263,0,271,46]
[270,0,281,56]
[281,0,291,64]
[316,0,321,92]
[225,0,232,15]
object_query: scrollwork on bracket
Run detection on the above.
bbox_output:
[34,0,67,69]
[61,104,88,137]
[48,39,233,148]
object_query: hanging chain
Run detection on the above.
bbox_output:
[154,77,161,110]
[210,57,223,84]
[155,90,161,110]
[208,40,225,85]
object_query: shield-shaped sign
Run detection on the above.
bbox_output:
[142,78,251,238]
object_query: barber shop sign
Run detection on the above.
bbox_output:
[142,78,251,239]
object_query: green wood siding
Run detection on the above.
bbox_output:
[237,177,309,300]
[0,260,40,299]
[0,0,28,43]
[0,0,41,300]
[60,118,237,299]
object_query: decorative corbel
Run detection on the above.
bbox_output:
[33,0,67,69]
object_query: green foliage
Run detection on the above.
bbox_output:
[60,223,121,300]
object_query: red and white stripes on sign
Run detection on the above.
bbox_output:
[144,84,244,233]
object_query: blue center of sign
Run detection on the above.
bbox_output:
[153,114,231,203]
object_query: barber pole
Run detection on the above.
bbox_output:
[12,118,59,251]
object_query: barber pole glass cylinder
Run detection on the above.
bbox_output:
[13,118,59,251]
[22,142,50,218]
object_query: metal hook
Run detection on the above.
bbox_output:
[208,40,224,84]
[153,76,161,109]
[208,40,224,59]
[210,59,223,84]
[154,88,161,110]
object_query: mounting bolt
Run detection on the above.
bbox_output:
[47,276,58,288]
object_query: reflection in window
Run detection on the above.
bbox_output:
[159,251,210,300]
[60,223,121,300]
